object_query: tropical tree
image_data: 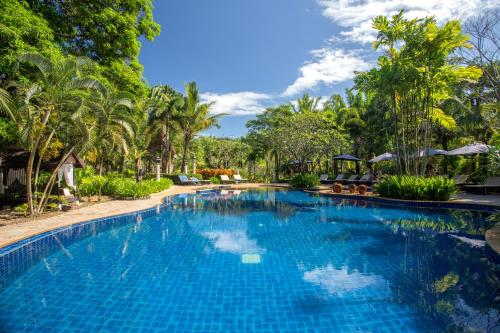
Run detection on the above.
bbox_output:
[15,53,101,214]
[292,93,321,113]
[83,85,136,174]
[177,82,222,173]
[246,104,294,180]
[355,11,482,175]
[147,85,184,173]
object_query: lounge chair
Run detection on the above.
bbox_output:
[220,175,235,184]
[463,177,500,194]
[452,174,469,189]
[344,174,359,184]
[353,173,372,185]
[59,187,79,204]
[334,174,345,182]
[177,175,198,185]
[191,177,211,185]
[319,174,328,183]
[233,174,248,183]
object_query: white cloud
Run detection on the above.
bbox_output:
[200,91,272,116]
[317,0,498,44]
[202,231,264,255]
[303,264,387,297]
[283,48,371,97]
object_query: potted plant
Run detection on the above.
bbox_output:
[358,184,367,195]
[332,183,343,193]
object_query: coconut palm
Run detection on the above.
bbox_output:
[0,88,17,120]
[292,93,321,113]
[16,52,101,214]
[82,85,136,174]
[147,85,184,173]
[177,82,222,173]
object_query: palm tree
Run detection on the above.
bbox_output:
[0,87,17,120]
[16,52,101,214]
[147,85,184,174]
[292,93,321,113]
[83,85,136,175]
[177,82,222,173]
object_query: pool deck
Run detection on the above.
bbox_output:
[0,183,498,258]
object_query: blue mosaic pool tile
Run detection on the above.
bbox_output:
[0,189,498,332]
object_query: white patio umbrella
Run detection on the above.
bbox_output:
[369,152,395,163]
[447,143,491,156]
[411,148,448,158]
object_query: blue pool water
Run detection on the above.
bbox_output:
[0,189,498,332]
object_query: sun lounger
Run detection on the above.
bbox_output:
[334,174,345,182]
[452,174,469,189]
[220,175,235,184]
[59,187,79,204]
[191,177,211,185]
[233,174,248,183]
[353,173,372,185]
[463,177,500,194]
[344,174,359,184]
[177,175,199,185]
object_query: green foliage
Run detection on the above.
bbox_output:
[78,175,172,199]
[290,174,320,189]
[0,0,63,78]
[197,136,250,169]
[36,171,51,190]
[209,176,221,184]
[78,176,107,197]
[13,203,28,215]
[376,175,457,201]
[0,117,18,149]
[434,272,460,293]
[21,0,160,95]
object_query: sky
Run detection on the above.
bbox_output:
[140,0,497,137]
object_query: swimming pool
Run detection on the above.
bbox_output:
[0,188,498,332]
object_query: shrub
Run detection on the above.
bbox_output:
[196,169,235,179]
[210,176,221,184]
[14,203,28,215]
[78,176,173,199]
[332,183,343,193]
[358,184,367,195]
[78,176,107,197]
[375,175,457,201]
[290,174,320,189]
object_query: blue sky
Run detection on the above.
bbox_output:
[140,0,497,137]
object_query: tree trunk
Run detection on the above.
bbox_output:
[274,151,280,181]
[181,135,190,174]
[37,147,75,214]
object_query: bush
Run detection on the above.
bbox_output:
[375,175,457,201]
[78,176,107,197]
[290,174,320,189]
[197,169,235,179]
[209,176,221,184]
[78,176,173,199]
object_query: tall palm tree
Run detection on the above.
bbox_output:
[16,52,101,214]
[177,82,222,173]
[147,85,184,174]
[83,85,136,174]
[292,93,321,113]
